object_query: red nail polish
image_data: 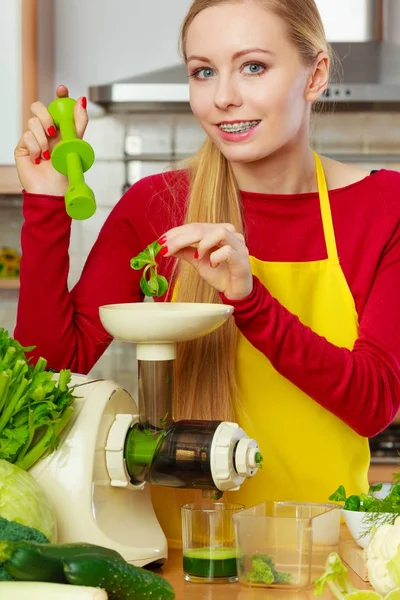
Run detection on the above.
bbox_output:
[194,250,199,259]
[159,246,168,257]
[43,150,51,160]
[158,235,167,245]
[47,126,56,137]
[34,157,40,165]
[81,97,87,109]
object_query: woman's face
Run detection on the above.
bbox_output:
[185,1,325,164]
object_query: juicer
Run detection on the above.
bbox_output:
[30,303,261,566]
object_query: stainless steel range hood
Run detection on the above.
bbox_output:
[89,1,400,113]
[89,64,192,114]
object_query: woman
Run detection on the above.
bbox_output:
[14,0,400,546]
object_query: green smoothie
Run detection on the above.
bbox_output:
[183,547,238,579]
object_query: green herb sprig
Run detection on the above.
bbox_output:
[329,479,400,536]
[130,241,169,298]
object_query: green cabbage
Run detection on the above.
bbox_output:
[0,459,56,542]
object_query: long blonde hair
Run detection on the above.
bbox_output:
[173,0,330,421]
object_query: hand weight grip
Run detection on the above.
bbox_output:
[48,97,96,220]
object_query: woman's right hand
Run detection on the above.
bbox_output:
[14,85,88,196]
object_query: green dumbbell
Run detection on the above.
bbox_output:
[48,97,96,220]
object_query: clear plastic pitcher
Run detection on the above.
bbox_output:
[232,501,340,590]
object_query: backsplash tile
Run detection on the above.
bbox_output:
[125,114,175,155]
[128,161,175,183]
[311,112,369,154]
[84,161,125,208]
[89,341,138,399]
[85,115,126,160]
[363,113,400,154]
[0,205,23,250]
[175,115,206,154]
[0,289,19,338]
[0,205,23,336]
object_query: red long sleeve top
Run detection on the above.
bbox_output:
[15,168,400,438]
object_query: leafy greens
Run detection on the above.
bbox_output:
[0,328,75,471]
[329,478,400,536]
[130,240,169,298]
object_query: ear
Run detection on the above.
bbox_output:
[305,51,329,102]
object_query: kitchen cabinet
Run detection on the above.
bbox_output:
[369,462,396,484]
[0,0,37,192]
[0,279,19,290]
[315,0,381,42]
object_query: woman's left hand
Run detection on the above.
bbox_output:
[159,223,253,300]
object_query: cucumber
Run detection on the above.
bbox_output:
[63,555,175,600]
[2,541,123,583]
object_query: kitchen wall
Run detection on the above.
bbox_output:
[53,0,193,102]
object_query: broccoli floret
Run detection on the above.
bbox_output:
[0,516,49,544]
[254,553,275,568]
[0,565,13,581]
[0,516,49,581]
[247,554,292,585]
[273,569,293,583]
[247,556,274,584]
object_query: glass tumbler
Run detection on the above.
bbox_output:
[181,502,244,583]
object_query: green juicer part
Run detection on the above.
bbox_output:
[47,97,96,220]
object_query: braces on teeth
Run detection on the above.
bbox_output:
[219,120,260,132]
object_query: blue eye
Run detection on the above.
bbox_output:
[191,68,215,80]
[243,63,265,75]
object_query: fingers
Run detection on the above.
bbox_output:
[56,84,69,98]
[197,228,245,261]
[73,97,89,139]
[209,244,247,268]
[18,130,42,164]
[29,101,58,141]
[166,222,236,242]
[15,86,88,160]
[28,117,53,163]
[15,108,55,163]
[162,223,240,257]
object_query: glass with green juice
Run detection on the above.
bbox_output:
[181,502,244,583]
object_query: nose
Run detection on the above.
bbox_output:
[213,74,242,110]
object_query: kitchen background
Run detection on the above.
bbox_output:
[1,0,400,481]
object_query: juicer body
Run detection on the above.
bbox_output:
[30,373,261,567]
[30,374,168,566]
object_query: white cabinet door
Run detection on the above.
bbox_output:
[0,0,22,164]
[316,0,377,42]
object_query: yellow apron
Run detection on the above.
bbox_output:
[151,153,370,547]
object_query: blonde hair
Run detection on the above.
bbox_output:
[173,0,330,421]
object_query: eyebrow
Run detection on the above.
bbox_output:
[186,48,275,63]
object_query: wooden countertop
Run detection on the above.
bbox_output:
[157,548,371,600]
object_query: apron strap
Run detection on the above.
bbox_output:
[314,152,339,261]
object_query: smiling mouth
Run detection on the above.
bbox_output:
[218,120,261,133]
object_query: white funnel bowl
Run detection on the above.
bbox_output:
[99,302,234,360]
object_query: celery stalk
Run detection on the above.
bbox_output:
[32,356,47,376]
[54,406,74,436]
[0,372,11,414]
[57,369,71,392]
[15,425,54,471]
[0,377,31,436]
